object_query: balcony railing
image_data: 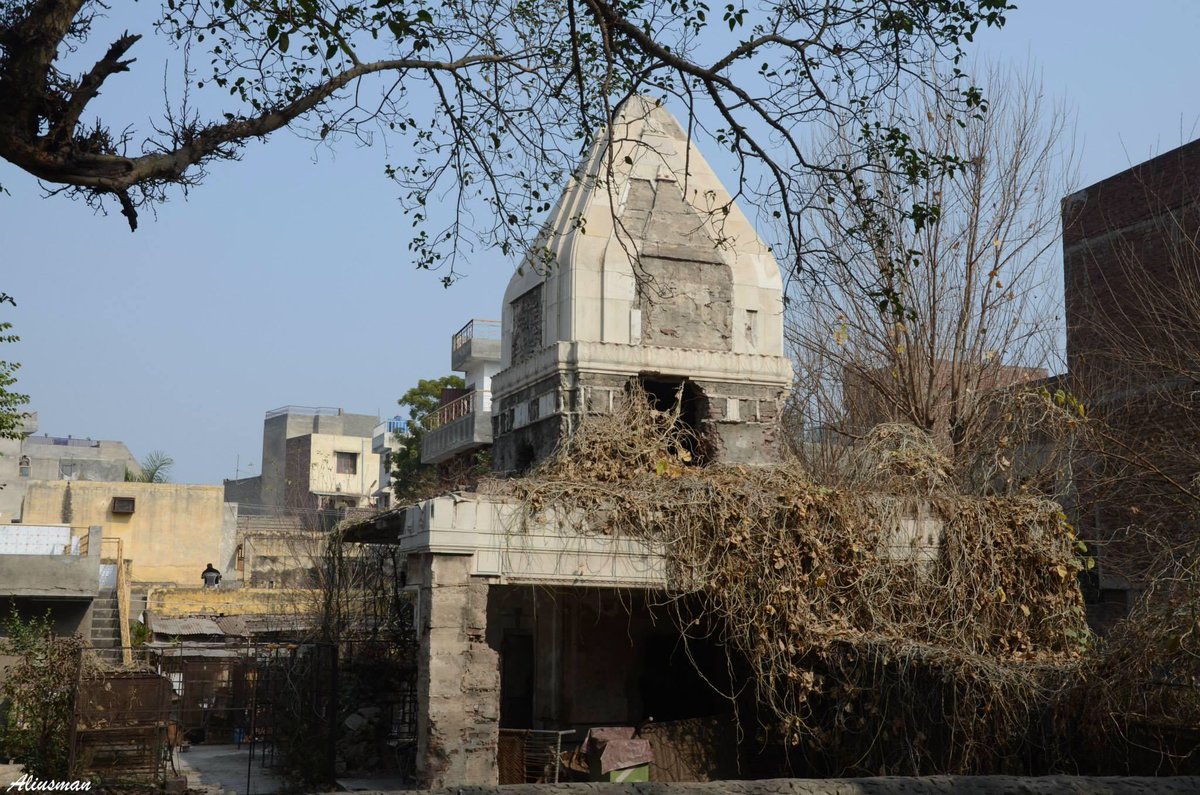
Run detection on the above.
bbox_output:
[265,405,346,419]
[374,417,409,437]
[452,319,501,354]
[420,391,493,464]
[372,417,409,453]
[25,436,100,448]
[420,390,491,431]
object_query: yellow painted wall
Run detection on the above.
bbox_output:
[146,586,317,618]
[21,481,229,586]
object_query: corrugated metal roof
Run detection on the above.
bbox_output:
[213,615,250,637]
[145,645,243,658]
[147,615,224,637]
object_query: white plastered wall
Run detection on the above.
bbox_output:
[499,96,787,372]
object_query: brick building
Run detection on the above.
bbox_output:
[1063,137,1200,619]
[842,360,1049,445]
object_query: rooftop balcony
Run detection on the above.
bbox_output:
[419,390,492,465]
[451,319,501,372]
[372,417,409,454]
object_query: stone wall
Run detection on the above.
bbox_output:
[490,371,787,473]
[435,777,1200,795]
[146,586,314,617]
[411,552,500,788]
[511,285,544,365]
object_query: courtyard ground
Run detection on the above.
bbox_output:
[175,743,284,795]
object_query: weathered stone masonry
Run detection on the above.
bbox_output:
[411,552,500,787]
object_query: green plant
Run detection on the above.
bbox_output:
[389,375,464,504]
[129,621,149,648]
[0,293,30,441]
[125,450,174,483]
[0,607,83,778]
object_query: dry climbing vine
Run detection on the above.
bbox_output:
[497,392,1092,774]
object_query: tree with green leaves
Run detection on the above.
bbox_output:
[389,375,463,504]
[125,449,174,482]
[0,1,1011,295]
[0,293,30,441]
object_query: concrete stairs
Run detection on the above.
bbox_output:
[89,589,123,665]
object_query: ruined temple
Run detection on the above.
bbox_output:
[343,97,795,787]
[490,96,793,472]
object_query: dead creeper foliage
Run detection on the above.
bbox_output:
[504,392,1091,774]
[1075,542,1200,773]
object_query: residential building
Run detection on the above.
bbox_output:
[1,414,242,662]
[224,406,382,514]
[372,415,407,508]
[0,411,139,523]
[420,319,502,467]
[0,524,103,639]
[19,480,237,587]
[842,360,1049,441]
[221,406,386,595]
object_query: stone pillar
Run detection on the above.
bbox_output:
[411,552,499,788]
[87,525,103,557]
[532,587,562,728]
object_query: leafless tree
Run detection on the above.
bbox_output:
[786,64,1079,496]
[0,1,1011,286]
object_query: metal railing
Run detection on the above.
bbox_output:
[420,390,489,431]
[452,319,502,353]
[384,417,408,433]
[25,435,101,448]
[498,729,576,784]
[101,537,134,666]
[375,417,408,436]
[264,405,346,419]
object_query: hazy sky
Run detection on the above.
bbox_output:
[3,1,1199,485]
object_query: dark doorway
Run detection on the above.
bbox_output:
[636,376,710,464]
[500,632,535,729]
[638,631,732,721]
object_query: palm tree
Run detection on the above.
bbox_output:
[125,450,174,483]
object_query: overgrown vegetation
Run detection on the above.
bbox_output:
[389,375,465,504]
[496,391,1193,775]
[1075,543,1200,773]
[0,609,82,779]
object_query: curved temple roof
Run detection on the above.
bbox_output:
[498,96,791,374]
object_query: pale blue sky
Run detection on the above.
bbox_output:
[2,1,1199,484]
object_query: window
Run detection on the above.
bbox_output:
[18,455,30,478]
[335,451,358,475]
[112,496,136,514]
